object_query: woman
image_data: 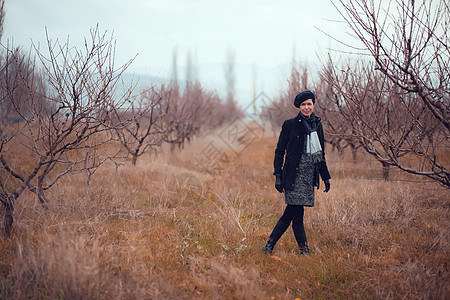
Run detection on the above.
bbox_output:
[262,90,331,255]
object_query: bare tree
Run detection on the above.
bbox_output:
[333,0,449,129]
[326,0,449,186]
[171,46,179,88]
[323,56,448,184]
[110,86,169,166]
[221,47,245,123]
[0,0,4,43]
[263,61,310,127]
[163,77,245,151]
[0,27,133,236]
[225,47,236,105]
[313,59,363,163]
[185,48,198,89]
[164,81,213,150]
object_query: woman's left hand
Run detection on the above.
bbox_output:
[323,180,330,193]
[275,175,283,193]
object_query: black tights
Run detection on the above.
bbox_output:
[279,204,304,227]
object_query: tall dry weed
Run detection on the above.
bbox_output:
[11,228,100,299]
[188,256,265,299]
[309,179,417,230]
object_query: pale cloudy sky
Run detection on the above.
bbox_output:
[3,0,347,103]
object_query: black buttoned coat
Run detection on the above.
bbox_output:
[273,113,331,191]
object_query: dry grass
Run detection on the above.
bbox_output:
[0,124,448,299]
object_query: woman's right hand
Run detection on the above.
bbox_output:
[275,175,283,193]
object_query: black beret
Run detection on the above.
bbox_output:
[294,91,315,108]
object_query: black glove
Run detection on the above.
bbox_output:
[275,175,283,193]
[323,180,330,193]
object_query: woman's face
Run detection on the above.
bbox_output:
[299,99,315,117]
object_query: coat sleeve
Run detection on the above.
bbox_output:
[273,120,289,175]
[318,123,331,181]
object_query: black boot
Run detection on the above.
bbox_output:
[262,219,290,255]
[292,225,310,255]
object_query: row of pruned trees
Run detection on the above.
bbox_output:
[0,22,242,236]
[264,0,449,187]
[109,80,238,167]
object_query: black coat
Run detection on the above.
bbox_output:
[273,113,331,191]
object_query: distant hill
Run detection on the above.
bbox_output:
[120,72,171,92]
[118,61,302,107]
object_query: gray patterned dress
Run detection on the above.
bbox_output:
[284,138,315,207]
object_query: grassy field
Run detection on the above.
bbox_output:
[0,124,448,299]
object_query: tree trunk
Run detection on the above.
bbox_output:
[338,145,345,161]
[351,145,358,165]
[36,187,49,209]
[3,197,14,237]
[382,162,390,181]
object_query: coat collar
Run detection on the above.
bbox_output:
[295,112,321,123]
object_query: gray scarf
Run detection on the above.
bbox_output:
[299,113,322,163]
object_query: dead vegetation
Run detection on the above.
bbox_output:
[0,125,448,299]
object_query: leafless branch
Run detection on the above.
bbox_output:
[0,26,134,236]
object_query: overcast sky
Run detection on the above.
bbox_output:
[3,0,347,103]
